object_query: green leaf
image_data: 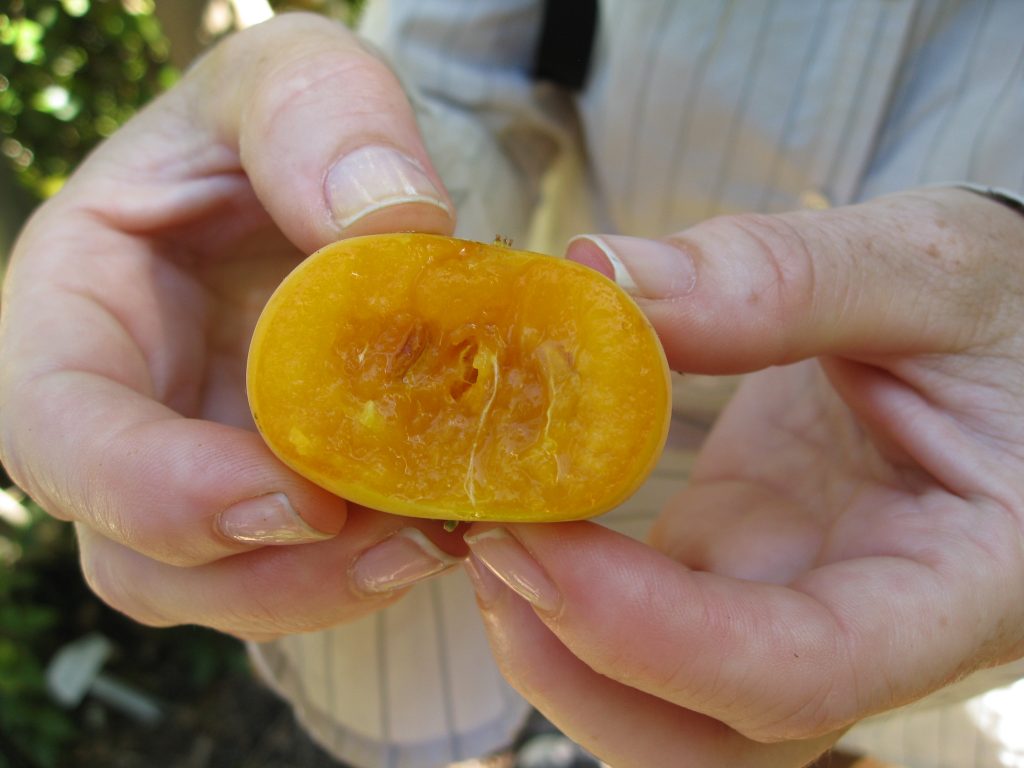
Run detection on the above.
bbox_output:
[61,0,91,18]
[11,19,46,64]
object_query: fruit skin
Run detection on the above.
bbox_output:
[246,233,672,523]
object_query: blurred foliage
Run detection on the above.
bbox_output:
[0,475,248,768]
[0,0,178,200]
[0,0,365,201]
[269,0,366,25]
[0,489,78,768]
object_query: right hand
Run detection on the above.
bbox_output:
[0,13,464,641]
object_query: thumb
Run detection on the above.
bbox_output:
[567,188,1021,374]
[117,13,454,254]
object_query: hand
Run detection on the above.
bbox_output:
[0,14,465,640]
[463,188,1024,766]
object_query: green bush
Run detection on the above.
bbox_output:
[1,0,177,200]
[0,477,251,768]
[0,489,78,768]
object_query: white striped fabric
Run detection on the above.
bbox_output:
[250,1,1024,766]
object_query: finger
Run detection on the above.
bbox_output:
[0,241,348,565]
[464,519,1024,743]
[566,188,1024,374]
[465,522,841,741]
[76,12,454,253]
[2,370,346,567]
[77,507,465,637]
[465,556,838,767]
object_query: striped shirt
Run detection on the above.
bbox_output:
[250,1,1024,766]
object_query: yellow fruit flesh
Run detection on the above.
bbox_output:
[246,234,671,522]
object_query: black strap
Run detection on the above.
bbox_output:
[532,0,598,91]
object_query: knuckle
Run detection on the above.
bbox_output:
[231,557,314,636]
[124,509,219,567]
[687,212,820,360]
[0,449,47,515]
[80,461,218,568]
[225,550,394,637]
[0,395,48,512]
[725,212,818,313]
[211,15,399,141]
[0,451,72,523]
[250,53,397,139]
[740,683,847,743]
[79,489,165,564]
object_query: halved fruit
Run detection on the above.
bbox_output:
[246,234,671,522]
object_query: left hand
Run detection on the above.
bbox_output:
[463,187,1024,767]
[0,15,461,639]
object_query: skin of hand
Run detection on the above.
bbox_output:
[0,14,469,641]
[463,188,1024,767]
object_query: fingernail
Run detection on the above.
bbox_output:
[464,553,505,609]
[351,528,462,595]
[325,145,452,230]
[464,527,561,614]
[217,493,334,545]
[568,235,697,299]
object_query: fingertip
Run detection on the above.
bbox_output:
[215,490,343,546]
[325,145,455,238]
[338,199,456,239]
[348,526,463,596]
[464,524,563,616]
[567,235,697,299]
[565,235,616,281]
[194,15,455,254]
[463,552,507,609]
